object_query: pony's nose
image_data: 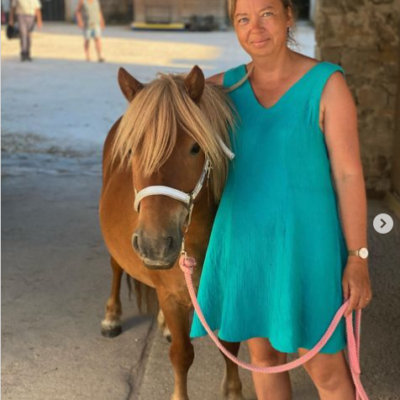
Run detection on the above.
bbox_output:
[165,236,174,252]
[132,232,140,253]
[132,230,176,262]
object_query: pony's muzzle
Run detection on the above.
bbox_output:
[132,230,179,269]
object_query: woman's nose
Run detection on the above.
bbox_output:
[250,17,265,32]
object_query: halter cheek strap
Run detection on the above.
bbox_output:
[133,136,235,222]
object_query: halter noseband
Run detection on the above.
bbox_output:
[133,136,235,229]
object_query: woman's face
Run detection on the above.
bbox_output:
[233,0,292,58]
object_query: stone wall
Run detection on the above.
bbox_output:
[316,0,400,196]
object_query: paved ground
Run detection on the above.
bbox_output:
[2,22,400,400]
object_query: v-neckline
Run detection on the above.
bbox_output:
[243,62,324,112]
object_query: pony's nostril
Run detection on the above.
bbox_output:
[132,234,139,252]
[166,236,174,250]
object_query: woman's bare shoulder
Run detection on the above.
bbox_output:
[206,72,225,85]
[294,53,320,72]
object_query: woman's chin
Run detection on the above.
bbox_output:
[248,47,275,57]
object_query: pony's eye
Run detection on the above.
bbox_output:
[190,143,201,155]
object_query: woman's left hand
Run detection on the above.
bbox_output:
[342,258,373,317]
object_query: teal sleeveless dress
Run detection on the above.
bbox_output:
[189,61,348,354]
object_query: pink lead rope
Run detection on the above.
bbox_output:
[179,253,370,400]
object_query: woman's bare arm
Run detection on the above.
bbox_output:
[321,72,368,254]
[320,72,372,316]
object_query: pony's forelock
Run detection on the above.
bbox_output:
[111,71,239,203]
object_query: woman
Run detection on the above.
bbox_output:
[189,0,373,398]
[9,0,42,62]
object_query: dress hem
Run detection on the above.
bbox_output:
[190,327,347,355]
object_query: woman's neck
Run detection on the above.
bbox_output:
[249,49,297,82]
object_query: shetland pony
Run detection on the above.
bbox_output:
[99,65,245,399]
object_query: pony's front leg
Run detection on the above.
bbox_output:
[218,340,246,400]
[101,257,123,338]
[158,290,194,400]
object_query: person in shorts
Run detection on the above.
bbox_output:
[75,0,105,62]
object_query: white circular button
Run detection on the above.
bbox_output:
[373,213,394,234]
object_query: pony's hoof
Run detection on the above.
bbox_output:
[101,319,122,338]
[162,324,172,342]
[101,325,122,338]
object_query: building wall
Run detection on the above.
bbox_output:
[133,0,226,27]
[99,0,130,23]
[316,0,400,196]
[134,0,179,24]
[309,0,317,23]
[65,0,130,23]
[180,0,225,18]
[2,0,11,12]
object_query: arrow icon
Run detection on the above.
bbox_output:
[373,213,393,234]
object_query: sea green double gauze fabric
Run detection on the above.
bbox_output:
[189,62,349,354]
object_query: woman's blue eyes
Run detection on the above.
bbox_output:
[238,12,273,23]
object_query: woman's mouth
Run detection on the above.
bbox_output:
[252,39,270,47]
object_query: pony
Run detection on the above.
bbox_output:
[99,65,246,400]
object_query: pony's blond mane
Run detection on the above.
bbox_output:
[111,71,240,203]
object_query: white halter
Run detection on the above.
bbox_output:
[133,136,235,228]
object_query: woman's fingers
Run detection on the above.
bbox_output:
[342,279,350,301]
[342,261,372,317]
[344,287,360,317]
[355,290,373,310]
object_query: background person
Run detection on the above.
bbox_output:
[75,0,105,63]
[9,0,42,62]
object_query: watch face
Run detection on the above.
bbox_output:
[359,248,369,259]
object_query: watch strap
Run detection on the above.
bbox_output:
[348,247,369,259]
[348,249,359,256]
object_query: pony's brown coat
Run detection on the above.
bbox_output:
[99,66,245,399]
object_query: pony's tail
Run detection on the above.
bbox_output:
[126,274,160,316]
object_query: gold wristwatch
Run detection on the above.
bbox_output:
[348,247,369,260]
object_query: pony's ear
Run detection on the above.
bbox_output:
[184,65,205,104]
[118,67,144,102]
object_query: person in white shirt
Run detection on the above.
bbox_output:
[9,0,42,61]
